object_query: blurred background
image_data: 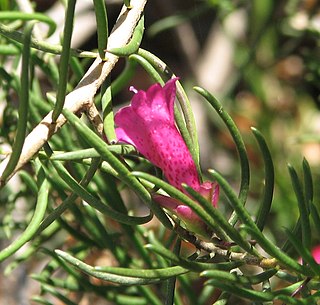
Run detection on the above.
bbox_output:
[0,0,320,304]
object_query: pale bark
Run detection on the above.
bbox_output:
[0,0,147,185]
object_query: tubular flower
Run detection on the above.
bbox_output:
[312,245,320,264]
[115,78,219,239]
[299,245,320,265]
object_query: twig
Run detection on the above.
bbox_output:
[0,0,147,186]
[174,224,278,269]
[86,102,104,136]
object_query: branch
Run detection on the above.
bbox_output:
[174,225,278,269]
[0,0,147,186]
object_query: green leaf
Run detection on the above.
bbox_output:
[0,165,49,262]
[133,171,251,252]
[49,157,153,226]
[44,145,135,161]
[288,164,311,250]
[164,238,181,305]
[183,184,253,253]
[302,158,313,211]
[207,277,305,303]
[0,11,56,36]
[283,228,320,275]
[55,250,188,285]
[251,127,274,231]
[194,87,250,226]
[243,225,312,276]
[1,21,33,183]
[108,15,144,56]
[93,0,108,59]
[310,203,320,237]
[52,0,76,121]
[145,242,243,273]
[0,23,96,57]
[207,170,260,242]
[61,107,172,229]
[110,59,137,95]
[201,269,278,285]
[41,284,79,305]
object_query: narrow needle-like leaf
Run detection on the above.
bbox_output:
[1,22,33,183]
[0,167,49,262]
[288,164,311,250]
[194,87,250,225]
[251,127,274,231]
[52,0,76,121]
[61,107,172,229]
[55,250,188,285]
[93,0,108,59]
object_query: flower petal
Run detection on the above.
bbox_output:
[153,194,211,239]
[312,245,320,264]
[197,181,220,207]
[130,78,178,123]
[163,78,178,122]
[115,127,135,146]
[115,78,200,190]
[153,194,180,210]
[176,205,210,239]
[115,106,150,156]
[114,78,220,240]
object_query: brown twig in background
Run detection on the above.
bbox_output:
[0,0,147,186]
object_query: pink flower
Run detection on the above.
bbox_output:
[299,245,320,264]
[312,245,320,264]
[115,78,219,238]
[153,181,219,238]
